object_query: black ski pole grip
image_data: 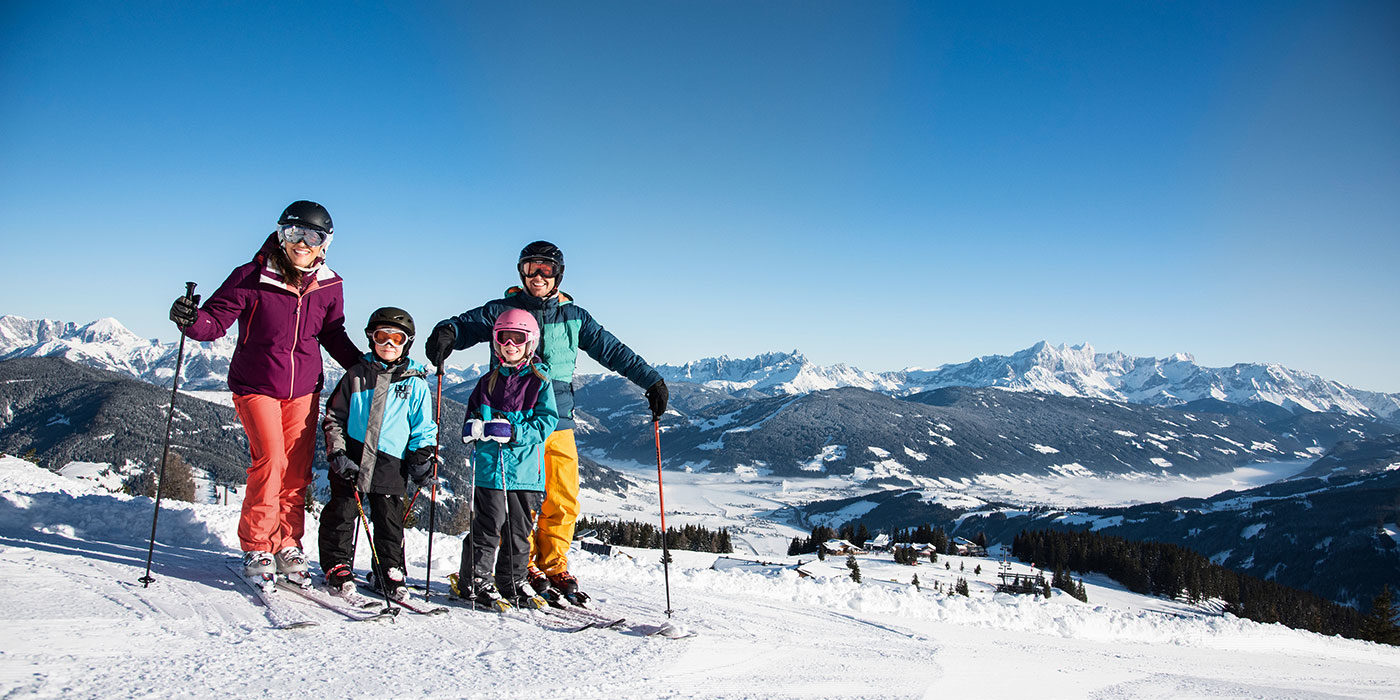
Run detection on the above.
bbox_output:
[184,281,197,299]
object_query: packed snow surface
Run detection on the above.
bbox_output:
[2,455,1398,698]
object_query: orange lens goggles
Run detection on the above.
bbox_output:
[370,328,410,346]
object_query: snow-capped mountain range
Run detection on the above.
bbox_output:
[4,314,1399,420]
[0,314,485,392]
[657,343,1400,420]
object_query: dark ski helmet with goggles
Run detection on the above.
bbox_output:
[365,306,415,353]
[518,240,564,286]
[279,200,334,234]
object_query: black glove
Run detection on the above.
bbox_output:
[406,454,437,487]
[169,294,201,328]
[425,323,456,367]
[645,379,668,421]
[329,451,359,480]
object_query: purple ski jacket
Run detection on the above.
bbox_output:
[182,233,361,398]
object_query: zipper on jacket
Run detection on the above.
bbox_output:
[288,291,304,400]
[241,298,259,345]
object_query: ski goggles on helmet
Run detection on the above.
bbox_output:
[494,329,531,347]
[369,327,412,346]
[277,224,330,248]
[519,260,561,279]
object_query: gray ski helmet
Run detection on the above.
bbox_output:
[519,240,564,283]
[365,307,415,350]
[278,200,333,234]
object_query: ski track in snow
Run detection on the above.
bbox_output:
[2,456,1400,699]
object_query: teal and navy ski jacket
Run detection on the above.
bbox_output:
[467,360,558,492]
[438,287,662,431]
[323,354,439,494]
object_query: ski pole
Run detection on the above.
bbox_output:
[352,489,398,615]
[424,366,443,600]
[465,451,476,603]
[653,419,673,618]
[139,281,195,587]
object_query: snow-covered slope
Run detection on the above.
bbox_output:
[4,455,1397,698]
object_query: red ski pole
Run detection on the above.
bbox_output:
[653,419,673,618]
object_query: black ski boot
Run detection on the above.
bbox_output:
[502,578,549,610]
[324,562,355,594]
[367,567,409,602]
[527,566,562,606]
[547,570,590,606]
[449,573,511,612]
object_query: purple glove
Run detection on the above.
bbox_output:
[483,418,513,444]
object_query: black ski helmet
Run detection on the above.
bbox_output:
[279,200,333,234]
[365,307,415,351]
[519,240,564,284]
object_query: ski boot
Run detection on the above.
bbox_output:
[449,573,512,613]
[275,546,312,589]
[242,550,276,592]
[324,563,355,595]
[547,570,589,606]
[367,567,409,602]
[526,566,563,607]
[502,578,550,610]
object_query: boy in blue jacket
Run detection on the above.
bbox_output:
[320,307,438,601]
[450,308,559,610]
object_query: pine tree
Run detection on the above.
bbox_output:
[974,564,981,575]
[818,546,827,561]
[161,452,197,503]
[847,554,861,584]
[1359,585,1400,645]
[955,577,969,596]
[912,574,920,591]
[21,448,39,465]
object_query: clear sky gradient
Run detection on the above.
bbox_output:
[2,2,1397,390]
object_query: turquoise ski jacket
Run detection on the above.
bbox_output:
[323,354,438,494]
[466,360,559,492]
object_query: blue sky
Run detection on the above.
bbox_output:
[2,2,1397,390]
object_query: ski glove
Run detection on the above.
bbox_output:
[328,451,359,480]
[483,418,514,443]
[645,379,669,421]
[425,323,456,367]
[462,418,485,444]
[406,454,437,487]
[169,294,201,328]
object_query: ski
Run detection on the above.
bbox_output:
[225,562,318,630]
[378,592,449,616]
[541,601,627,632]
[276,580,398,623]
[326,583,385,611]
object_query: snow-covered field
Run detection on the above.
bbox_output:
[3,455,1398,699]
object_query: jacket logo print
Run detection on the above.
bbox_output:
[395,383,411,400]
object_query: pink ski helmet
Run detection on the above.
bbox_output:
[491,308,540,361]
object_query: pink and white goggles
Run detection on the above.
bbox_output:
[494,329,532,348]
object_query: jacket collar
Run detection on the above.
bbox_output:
[362,352,427,380]
[504,286,571,309]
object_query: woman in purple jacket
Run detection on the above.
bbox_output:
[169,200,361,588]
